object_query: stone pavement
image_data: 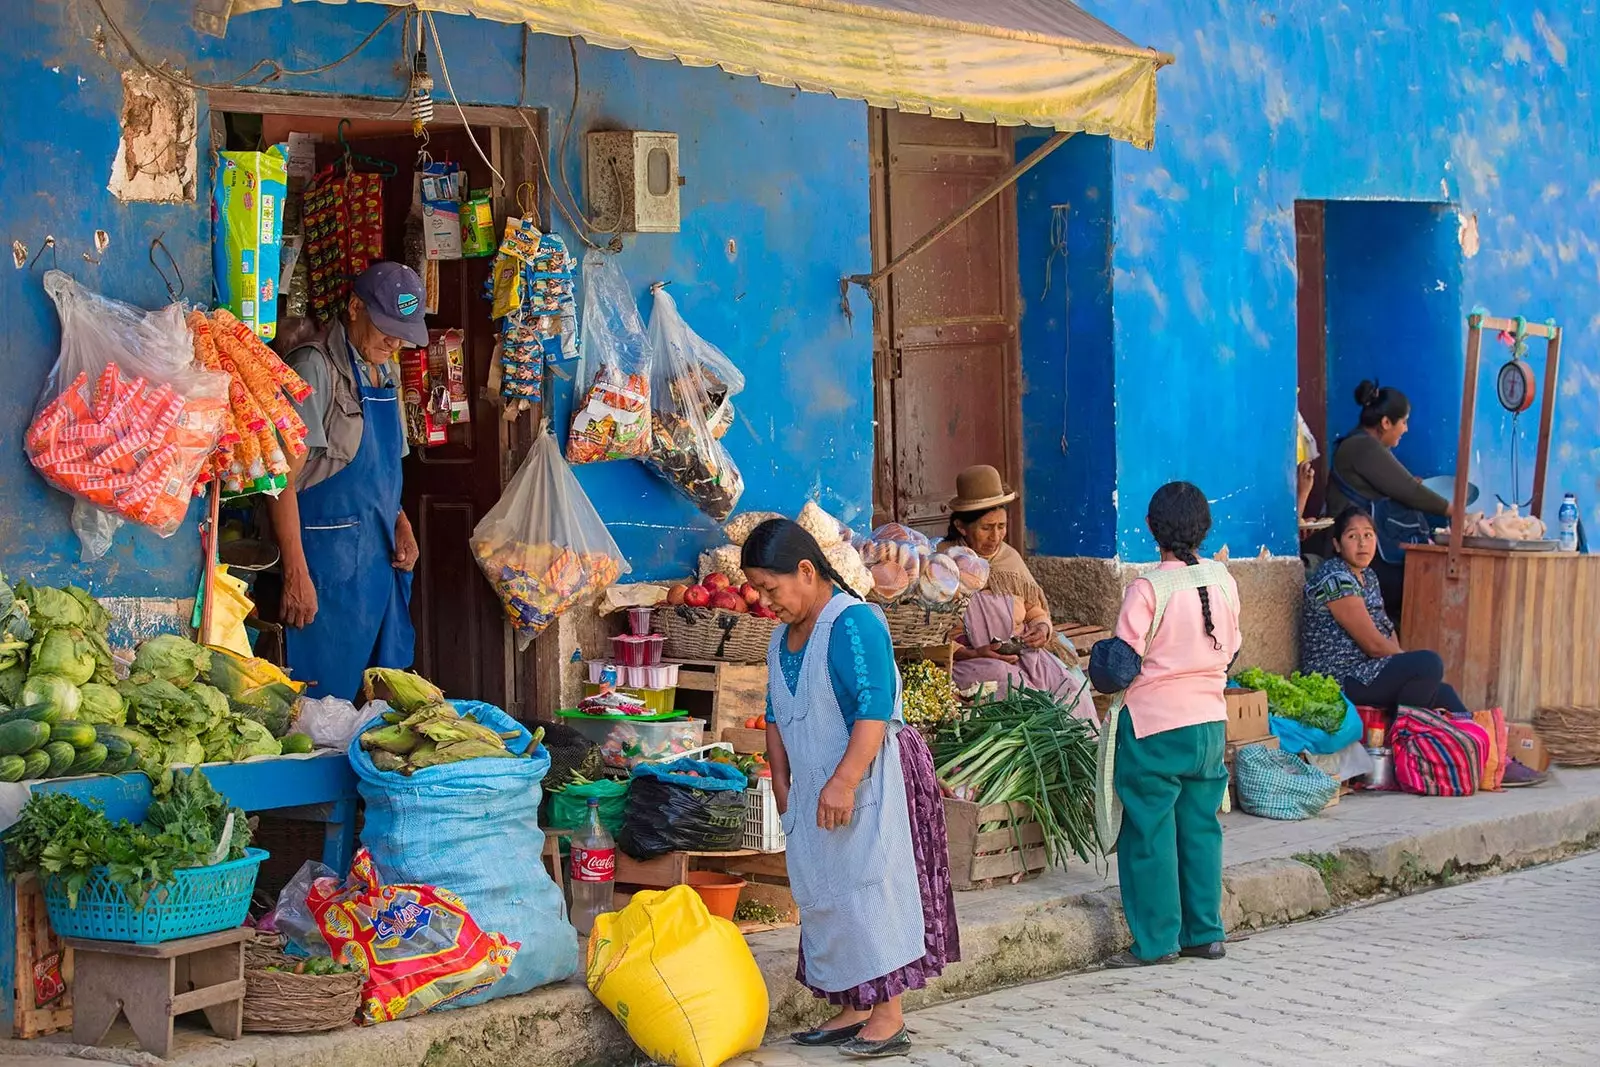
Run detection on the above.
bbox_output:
[738,849,1600,1066]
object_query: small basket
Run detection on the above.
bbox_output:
[877,598,966,646]
[743,777,785,852]
[42,848,268,944]
[654,605,777,663]
[243,934,361,1034]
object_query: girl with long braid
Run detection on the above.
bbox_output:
[743,518,958,1060]
[1088,482,1241,967]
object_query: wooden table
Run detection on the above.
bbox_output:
[1401,543,1600,722]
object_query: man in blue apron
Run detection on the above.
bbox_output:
[268,262,424,700]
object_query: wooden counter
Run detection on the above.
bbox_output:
[1401,544,1600,722]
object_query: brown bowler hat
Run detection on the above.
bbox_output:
[949,465,1016,513]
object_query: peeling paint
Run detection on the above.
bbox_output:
[107,71,197,204]
[1532,11,1568,66]
[10,241,25,269]
[1458,212,1480,257]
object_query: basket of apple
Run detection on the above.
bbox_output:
[657,572,780,663]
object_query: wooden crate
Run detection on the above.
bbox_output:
[1056,620,1112,656]
[943,798,1045,891]
[672,660,768,739]
[721,726,767,754]
[13,873,72,1039]
[895,643,955,674]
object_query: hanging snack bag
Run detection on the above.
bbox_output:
[644,287,745,520]
[566,252,653,464]
[212,147,288,341]
[861,523,933,602]
[27,271,230,560]
[472,431,631,649]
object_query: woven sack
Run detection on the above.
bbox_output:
[1234,745,1338,820]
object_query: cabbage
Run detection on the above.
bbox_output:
[230,718,282,760]
[20,674,81,720]
[30,629,96,686]
[120,678,213,737]
[16,583,87,631]
[65,586,111,633]
[131,635,212,688]
[77,682,126,726]
[162,735,206,767]
[0,664,24,704]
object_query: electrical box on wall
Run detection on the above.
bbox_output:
[586,131,681,234]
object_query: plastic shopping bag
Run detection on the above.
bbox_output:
[588,885,768,1067]
[644,286,745,520]
[567,252,653,463]
[28,271,231,559]
[308,847,519,1023]
[471,431,630,648]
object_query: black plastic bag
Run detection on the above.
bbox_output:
[618,758,748,860]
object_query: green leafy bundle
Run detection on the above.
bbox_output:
[1235,667,1347,734]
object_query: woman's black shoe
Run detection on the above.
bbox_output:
[1180,941,1227,960]
[840,1028,912,1059]
[790,1022,865,1047]
[1104,950,1179,968]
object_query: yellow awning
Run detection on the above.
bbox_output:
[231,0,1170,148]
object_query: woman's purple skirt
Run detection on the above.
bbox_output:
[795,727,961,1009]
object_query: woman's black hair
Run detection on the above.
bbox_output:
[740,518,859,598]
[1331,505,1376,543]
[946,506,1006,545]
[1146,481,1221,650]
[1355,380,1410,429]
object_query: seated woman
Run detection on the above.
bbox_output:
[1300,508,1544,785]
[939,466,1089,711]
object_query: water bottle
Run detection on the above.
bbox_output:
[569,797,615,936]
[1559,494,1580,552]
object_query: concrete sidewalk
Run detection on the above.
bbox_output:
[6,769,1599,1067]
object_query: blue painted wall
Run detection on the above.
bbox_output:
[1016,132,1118,557]
[1323,200,1465,484]
[1,1,872,593]
[1079,0,1600,559]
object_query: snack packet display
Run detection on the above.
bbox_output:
[472,431,631,649]
[27,271,231,560]
[644,286,745,520]
[488,220,574,417]
[190,307,311,498]
[567,252,653,464]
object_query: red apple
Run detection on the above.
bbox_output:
[704,572,732,592]
[711,589,746,612]
[683,585,712,608]
[740,582,761,605]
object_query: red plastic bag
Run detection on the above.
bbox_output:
[308,848,519,1024]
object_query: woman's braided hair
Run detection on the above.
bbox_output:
[1146,481,1221,651]
[740,518,860,598]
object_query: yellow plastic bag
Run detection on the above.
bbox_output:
[586,885,767,1067]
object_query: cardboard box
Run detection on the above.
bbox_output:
[1506,723,1550,772]
[1224,733,1279,765]
[212,147,288,340]
[1225,687,1270,742]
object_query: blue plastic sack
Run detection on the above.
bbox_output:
[631,757,749,792]
[348,699,578,1007]
[1269,696,1362,756]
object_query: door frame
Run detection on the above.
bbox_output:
[867,108,1026,547]
[206,89,550,718]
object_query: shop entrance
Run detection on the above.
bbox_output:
[210,92,545,718]
[868,111,1024,543]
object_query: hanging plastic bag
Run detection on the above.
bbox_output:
[588,886,768,1067]
[567,252,653,464]
[27,271,231,560]
[471,431,630,649]
[644,286,745,520]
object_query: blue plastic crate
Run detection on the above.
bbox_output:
[42,848,268,944]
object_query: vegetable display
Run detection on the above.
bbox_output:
[358,670,543,775]
[899,659,961,729]
[1235,668,1347,734]
[5,767,250,908]
[929,687,1099,867]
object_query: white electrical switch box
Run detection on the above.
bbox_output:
[586,131,681,234]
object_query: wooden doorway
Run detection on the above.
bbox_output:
[869,110,1024,544]
[1295,200,1329,517]
[209,92,545,718]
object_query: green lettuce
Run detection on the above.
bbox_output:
[119,678,218,738]
[16,583,87,631]
[29,629,96,686]
[131,635,212,688]
[0,664,25,705]
[76,682,126,726]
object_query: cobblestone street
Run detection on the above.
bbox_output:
[739,852,1600,1067]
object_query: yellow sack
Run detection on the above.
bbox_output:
[586,885,767,1067]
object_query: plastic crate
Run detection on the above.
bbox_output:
[42,848,268,945]
[743,777,785,852]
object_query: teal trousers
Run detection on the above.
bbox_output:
[1113,711,1228,960]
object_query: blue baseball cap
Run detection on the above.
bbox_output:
[352,262,429,347]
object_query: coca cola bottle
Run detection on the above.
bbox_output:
[569,797,615,936]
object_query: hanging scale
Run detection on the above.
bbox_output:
[1495,317,1536,414]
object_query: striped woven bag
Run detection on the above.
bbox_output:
[1392,706,1483,797]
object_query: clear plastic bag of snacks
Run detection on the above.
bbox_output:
[27,271,230,560]
[566,252,653,464]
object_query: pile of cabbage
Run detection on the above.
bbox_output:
[120,635,285,767]
[1,576,120,725]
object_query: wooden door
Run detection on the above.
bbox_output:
[1295,200,1329,516]
[870,111,1023,542]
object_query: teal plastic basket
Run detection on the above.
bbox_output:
[42,848,268,944]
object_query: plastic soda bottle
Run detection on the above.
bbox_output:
[1559,494,1580,552]
[570,797,615,936]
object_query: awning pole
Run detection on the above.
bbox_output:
[848,130,1075,293]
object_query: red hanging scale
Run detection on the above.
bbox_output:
[1495,319,1536,414]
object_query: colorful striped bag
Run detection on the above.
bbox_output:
[1393,706,1483,797]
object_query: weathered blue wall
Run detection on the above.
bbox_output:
[1016,132,1118,557]
[1,0,872,593]
[1081,0,1600,559]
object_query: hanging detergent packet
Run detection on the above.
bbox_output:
[213,147,289,340]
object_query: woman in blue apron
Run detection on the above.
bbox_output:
[743,519,958,1060]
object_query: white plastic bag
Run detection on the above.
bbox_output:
[472,430,630,649]
[298,695,371,752]
[566,252,653,464]
[27,271,230,559]
[269,858,338,956]
[644,286,745,520]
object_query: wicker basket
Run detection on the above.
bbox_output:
[242,934,361,1034]
[877,598,965,646]
[1534,705,1600,766]
[654,605,777,663]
